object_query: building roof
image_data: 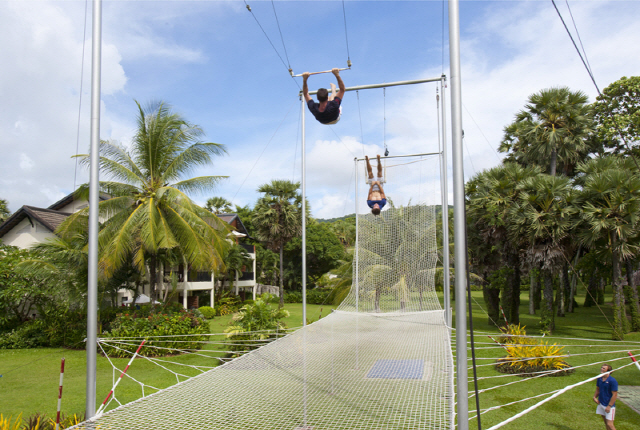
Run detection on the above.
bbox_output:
[48,192,110,211]
[0,205,72,238]
[217,213,250,237]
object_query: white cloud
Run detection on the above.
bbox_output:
[19,154,35,171]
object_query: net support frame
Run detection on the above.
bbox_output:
[301,72,454,428]
[448,0,469,429]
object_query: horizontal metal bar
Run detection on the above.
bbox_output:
[354,152,441,161]
[291,67,350,77]
[305,76,444,95]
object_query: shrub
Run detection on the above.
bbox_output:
[102,310,209,357]
[198,306,216,319]
[283,291,302,303]
[215,297,241,316]
[307,288,331,304]
[0,413,84,430]
[224,293,289,357]
[495,324,572,377]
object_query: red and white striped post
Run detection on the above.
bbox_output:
[628,351,640,372]
[96,339,146,416]
[55,358,65,430]
[488,335,508,351]
[499,305,509,326]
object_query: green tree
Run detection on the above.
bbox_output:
[218,243,252,297]
[0,245,55,324]
[284,220,345,288]
[224,293,289,355]
[329,217,356,248]
[252,180,304,308]
[466,163,541,325]
[500,87,594,176]
[594,76,640,158]
[509,174,577,333]
[576,156,640,338]
[205,196,233,214]
[64,101,230,302]
[0,198,10,223]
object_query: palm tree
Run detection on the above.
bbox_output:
[218,243,252,297]
[466,163,541,325]
[500,87,594,176]
[509,174,577,333]
[357,204,437,312]
[576,156,640,338]
[0,198,10,223]
[62,101,231,302]
[206,196,233,214]
[252,180,304,307]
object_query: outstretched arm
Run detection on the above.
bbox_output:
[333,68,345,100]
[302,72,312,102]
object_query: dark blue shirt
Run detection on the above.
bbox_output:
[307,97,342,124]
[597,375,618,406]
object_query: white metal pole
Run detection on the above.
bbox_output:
[354,158,359,312]
[86,0,101,418]
[301,97,307,326]
[441,76,451,327]
[449,0,468,428]
[300,95,308,428]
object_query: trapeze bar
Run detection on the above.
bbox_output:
[306,76,443,95]
[354,151,441,161]
[291,66,351,77]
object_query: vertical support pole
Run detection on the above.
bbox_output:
[86,0,102,418]
[300,95,308,428]
[449,0,469,429]
[354,158,360,370]
[440,76,451,327]
[301,97,307,327]
[354,158,359,312]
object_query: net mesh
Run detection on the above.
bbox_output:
[72,155,453,430]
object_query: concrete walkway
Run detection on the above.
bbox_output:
[619,385,640,415]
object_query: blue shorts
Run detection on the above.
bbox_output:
[367,199,386,209]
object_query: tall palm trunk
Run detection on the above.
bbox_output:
[529,271,536,315]
[625,259,640,331]
[149,254,158,304]
[611,232,624,340]
[549,149,557,176]
[556,265,565,317]
[508,253,521,325]
[542,270,555,333]
[279,243,284,308]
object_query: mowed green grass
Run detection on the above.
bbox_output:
[0,303,327,419]
[2,293,640,429]
[453,289,640,430]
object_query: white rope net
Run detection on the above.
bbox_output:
[72,155,453,429]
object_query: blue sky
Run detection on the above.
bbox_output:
[2,0,640,219]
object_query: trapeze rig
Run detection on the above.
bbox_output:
[289,60,352,77]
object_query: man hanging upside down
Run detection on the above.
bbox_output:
[366,154,386,216]
[302,68,345,125]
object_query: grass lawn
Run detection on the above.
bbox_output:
[453,289,640,430]
[0,303,326,420]
[2,293,640,429]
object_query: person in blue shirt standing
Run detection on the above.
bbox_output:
[302,69,345,125]
[593,363,618,430]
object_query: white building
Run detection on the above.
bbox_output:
[0,193,256,309]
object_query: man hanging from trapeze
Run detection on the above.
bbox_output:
[302,68,345,125]
[366,154,387,216]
